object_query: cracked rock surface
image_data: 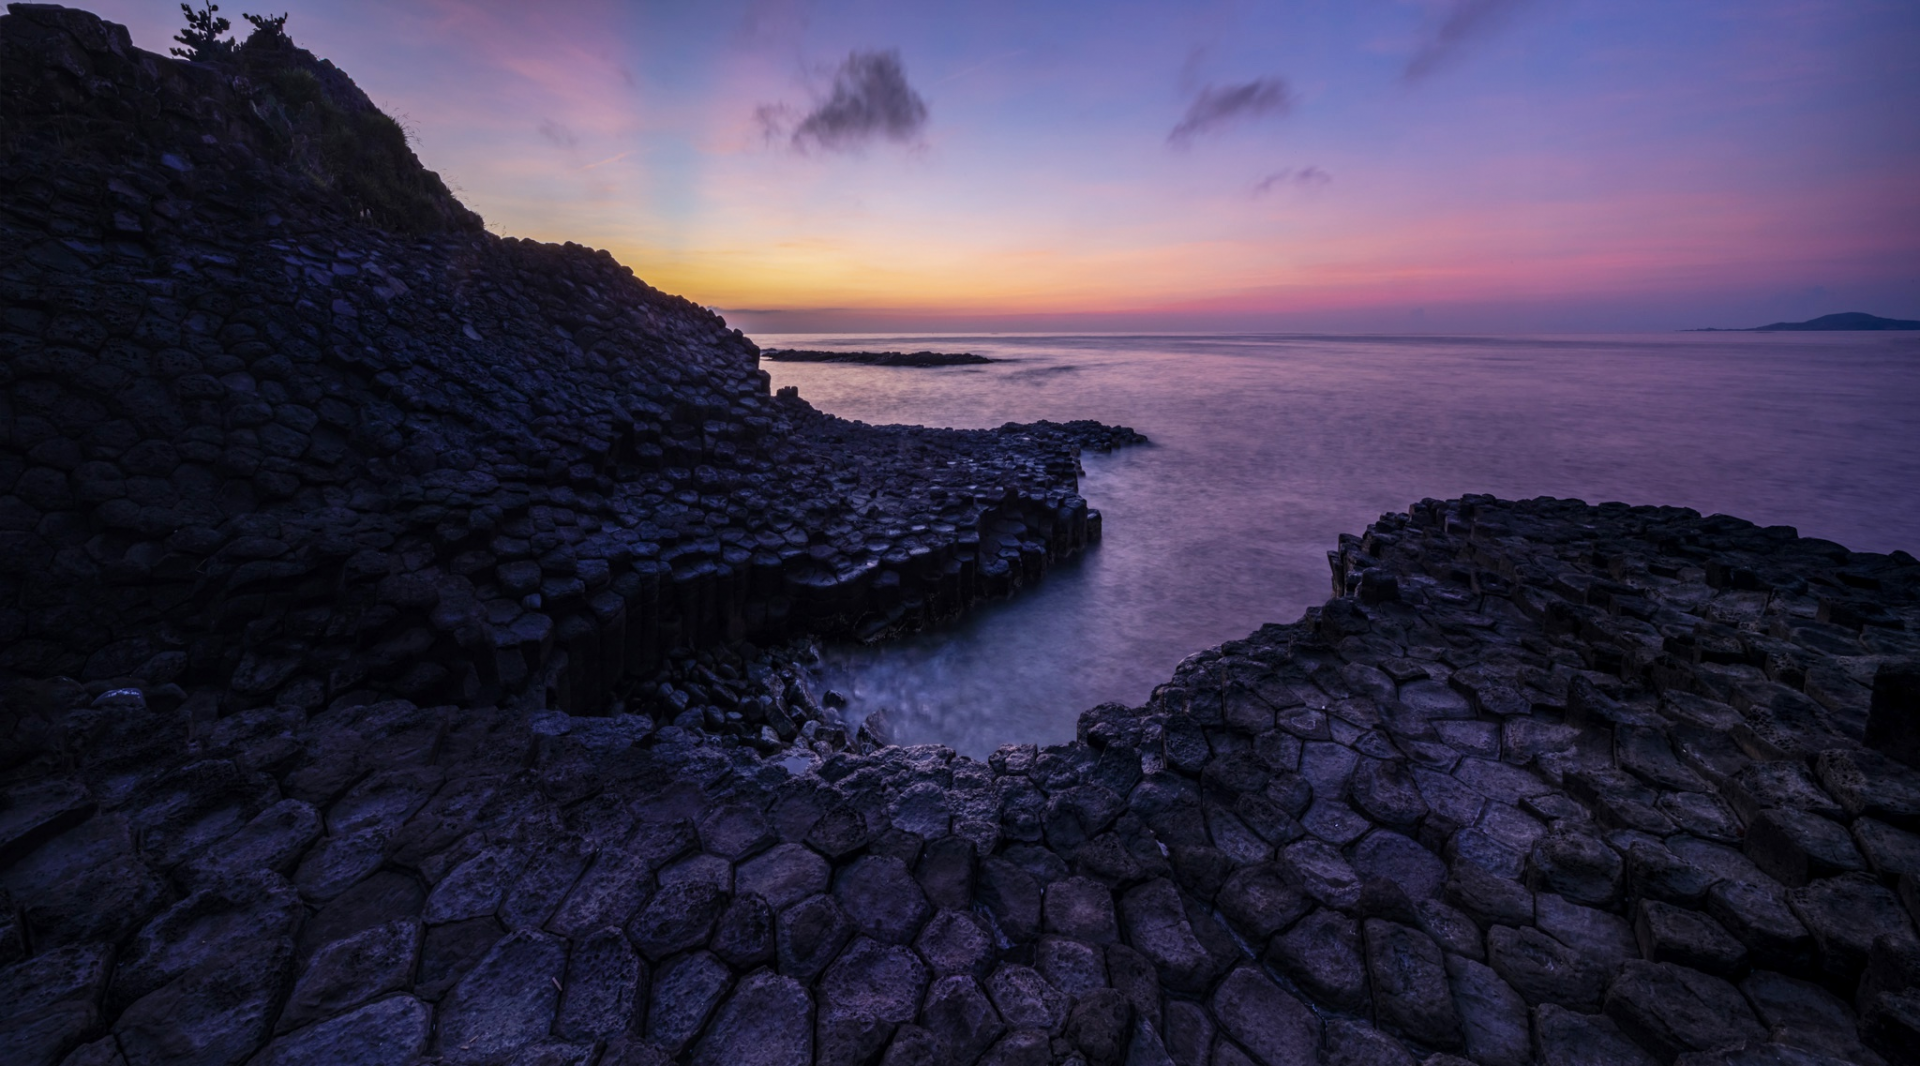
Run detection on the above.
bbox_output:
[8,486,1920,1065]
[6,6,1920,1066]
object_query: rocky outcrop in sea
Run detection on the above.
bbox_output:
[3,7,1918,1066]
[759,350,998,367]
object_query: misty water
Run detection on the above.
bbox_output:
[757,332,1920,758]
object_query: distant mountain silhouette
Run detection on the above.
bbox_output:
[1690,312,1920,332]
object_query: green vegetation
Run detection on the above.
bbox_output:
[318,109,446,232]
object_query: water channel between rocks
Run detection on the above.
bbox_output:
[758,332,1920,757]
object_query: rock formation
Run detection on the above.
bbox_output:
[3,7,1919,1066]
[0,4,1139,741]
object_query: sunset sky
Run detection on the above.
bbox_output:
[92,0,1920,332]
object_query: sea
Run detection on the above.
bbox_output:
[756,332,1920,758]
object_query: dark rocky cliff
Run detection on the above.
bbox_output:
[0,3,1134,734]
[2,7,1918,1066]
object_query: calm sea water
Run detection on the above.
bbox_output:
[757,332,1920,757]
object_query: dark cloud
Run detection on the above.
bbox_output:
[537,118,577,149]
[782,50,929,153]
[1253,166,1331,195]
[1168,78,1292,147]
[753,103,797,146]
[1404,0,1532,82]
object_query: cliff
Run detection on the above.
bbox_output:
[0,4,1135,737]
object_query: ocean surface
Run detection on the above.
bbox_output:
[756,332,1920,757]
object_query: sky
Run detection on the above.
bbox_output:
[89,0,1920,332]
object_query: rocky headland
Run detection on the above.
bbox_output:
[2,7,1918,1066]
[1688,313,1920,332]
[761,350,998,368]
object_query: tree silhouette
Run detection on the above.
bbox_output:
[169,1,232,63]
[242,12,290,48]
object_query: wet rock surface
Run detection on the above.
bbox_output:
[5,7,1920,1066]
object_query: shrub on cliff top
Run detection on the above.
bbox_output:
[162,5,478,233]
[242,11,290,46]
[169,1,231,64]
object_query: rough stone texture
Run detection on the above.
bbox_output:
[1788,873,1919,984]
[1489,925,1612,1013]
[279,917,420,1032]
[1324,1018,1418,1066]
[646,951,733,1054]
[555,927,643,1042]
[1267,907,1368,1011]
[920,976,1005,1065]
[1448,954,1533,1066]
[1738,970,1883,1065]
[1208,965,1320,1066]
[737,844,830,911]
[689,973,812,1066]
[1119,879,1217,993]
[1603,961,1766,1063]
[1745,808,1866,887]
[437,931,566,1065]
[1533,1004,1659,1066]
[254,995,432,1066]
[1704,880,1814,972]
[1633,900,1746,976]
[818,936,929,1027]
[8,475,1916,1066]
[4,29,1919,1058]
[835,854,931,945]
[627,879,727,961]
[1363,919,1460,1049]
[776,894,852,982]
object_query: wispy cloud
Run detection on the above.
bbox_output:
[1168,78,1292,147]
[1404,0,1533,82]
[536,118,577,149]
[577,151,630,172]
[1253,166,1332,195]
[759,50,930,154]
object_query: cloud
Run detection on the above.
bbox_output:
[1253,166,1332,195]
[537,118,577,149]
[577,151,630,172]
[1168,78,1292,147]
[1404,0,1532,82]
[753,103,798,147]
[769,50,929,153]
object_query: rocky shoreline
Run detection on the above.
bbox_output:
[5,493,1919,1066]
[0,5,1145,745]
[3,7,1919,1066]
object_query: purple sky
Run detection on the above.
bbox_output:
[90,0,1920,331]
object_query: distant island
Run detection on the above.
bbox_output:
[1689,311,1920,331]
[761,347,996,366]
